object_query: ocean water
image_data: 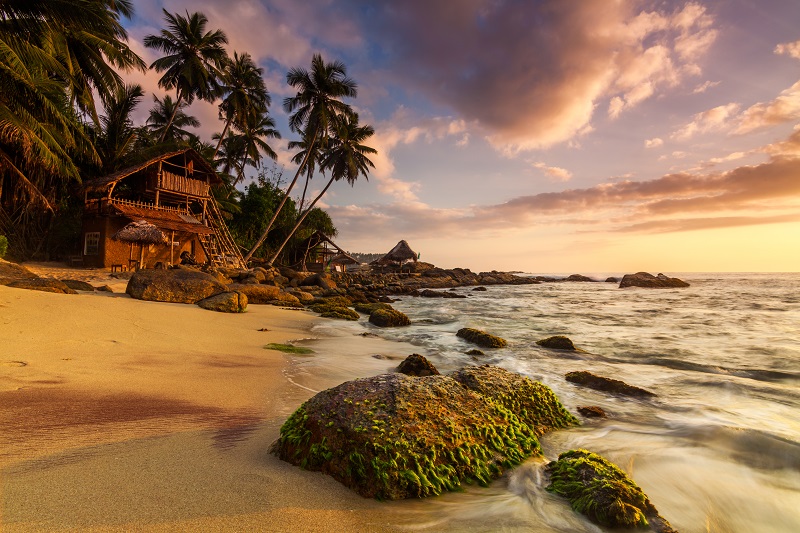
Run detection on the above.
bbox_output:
[289,273,800,532]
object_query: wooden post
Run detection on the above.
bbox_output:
[170,230,174,266]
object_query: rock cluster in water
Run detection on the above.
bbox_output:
[271,364,578,500]
[619,272,689,288]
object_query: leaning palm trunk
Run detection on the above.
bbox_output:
[266,174,335,266]
[243,125,319,262]
[158,92,183,142]
[211,117,232,161]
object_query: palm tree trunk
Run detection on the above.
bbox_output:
[158,92,183,143]
[266,174,336,267]
[211,117,232,161]
[298,172,311,213]
[243,125,319,262]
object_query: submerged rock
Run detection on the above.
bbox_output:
[397,354,440,376]
[456,328,507,348]
[605,277,619,283]
[565,371,656,398]
[547,449,675,532]
[369,308,411,327]
[196,290,247,313]
[619,272,689,288]
[465,349,485,356]
[272,366,577,500]
[126,269,225,303]
[419,289,467,299]
[536,336,578,351]
[577,405,607,418]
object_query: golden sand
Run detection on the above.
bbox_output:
[0,263,406,532]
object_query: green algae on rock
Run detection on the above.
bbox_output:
[456,328,507,348]
[546,449,676,532]
[397,354,440,376]
[369,308,411,327]
[264,343,314,355]
[354,302,394,315]
[272,367,577,500]
[536,336,578,351]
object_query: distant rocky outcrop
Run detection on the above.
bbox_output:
[536,336,578,351]
[619,272,689,288]
[271,365,578,500]
[565,371,656,398]
[547,449,676,532]
[566,274,596,282]
[456,328,507,348]
[605,277,619,283]
[126,269,226,303]
[396,354,439,376]
[196,290,247,313]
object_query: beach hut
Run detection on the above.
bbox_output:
[80,149,244,270]
[112,220,168,269]
[294,231,360,272]
[372,240,419,269]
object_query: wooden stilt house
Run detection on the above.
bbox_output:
[81,149,244,270]
[295,230,360,272]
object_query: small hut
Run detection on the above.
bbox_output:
[112,220,168,269]
[294,231,360,272]
[372,240,419,270]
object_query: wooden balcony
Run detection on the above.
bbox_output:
[157,170,210,198]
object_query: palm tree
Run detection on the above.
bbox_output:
[266,113,375,266]
[235,111,280,184]
[243,53,357,262]
[212,51,269,160]
[288,132,322,213]
[143,10,228,142]
[146,95,200,144]
[95,83,144,174]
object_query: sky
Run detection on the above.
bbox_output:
[121,0,800,273]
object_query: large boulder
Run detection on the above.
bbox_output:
[272,367,577,500]
[354,302,393,315]
[229,283,300,305]
[565,371,656,398]
[126,269,226,303]
[369,308,411,327]
[456,328,507,348]
[0,259,39,283]
[196,291,247,313]
[619,272,689,288]
[547,449,676,532]
[5,278,77,294]
[300,273,336,290]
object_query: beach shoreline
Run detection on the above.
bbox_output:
[0,263,409,532]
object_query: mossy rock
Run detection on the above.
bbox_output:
[456,328,507,348]
[565,371,656,398]
[546,449,675,532]
[536,336,578,351]
[354,302,394,315]
[397,354,439,376]
[465,349,485,356]
[313,295,353,308]
[272,366,576,500]
[369,308,411,327]
[452,365,578,437]
[317,306,360,321]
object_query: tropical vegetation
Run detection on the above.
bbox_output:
[0,3,375,266]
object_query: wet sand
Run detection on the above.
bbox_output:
[0,264,405,532]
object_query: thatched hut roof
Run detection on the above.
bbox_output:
[329,252,360,265]
[113,220,168,244]
[373,240,418,265]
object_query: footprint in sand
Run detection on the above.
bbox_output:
[1,360,27,367]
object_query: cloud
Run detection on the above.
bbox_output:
[693,80,719,93]
[352,1,717,151]
[328,128,800,242]
[645,137,664,148]
[775,40,800,60]
[735,80,800,134]
[532,162,572,182]
[671,103,740,140]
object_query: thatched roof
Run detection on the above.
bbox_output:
[373,240,418,265]
[329,252,360,265]
[83,148,221,194]
[113,221,168,244]
[112,203,214,235]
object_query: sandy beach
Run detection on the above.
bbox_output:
[0,263,407,532]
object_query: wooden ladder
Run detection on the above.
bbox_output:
[200,199,246,269]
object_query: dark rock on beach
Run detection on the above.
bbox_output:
[229,283,300,305]
[605,277,619,283]
[456,328,507,348]
[196,290,247,313]
[619,272,689,288]
[397,354,440,376]
[271,365,578,500]
[61,279,95,291]
[6,278,78,294]
[566,274,596,282]
[465,349,485,356]
[472,286,487,291]
[126,268,226,303]
[419,289,467,298]
[565,371,656,398]
[536,336,578,351]
[369,308,411,327]
[0,259,39,282]
[547,449,676,532]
